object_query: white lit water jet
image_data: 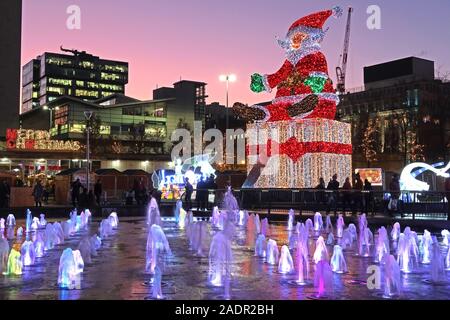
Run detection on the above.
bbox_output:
[382,254,402,298]
[330,245,347,273]
[326,233,335,246]
[146,224,171,274]
[254,234,267,258]
[147,197,161,227]
[39,214,47,227]
[44,224,58,251]
[313,236,329,264]
[190,221,207,256]
[54,222,65,244]
[336,214,344,238]
[357,227,373,257]
[287,209,295,231]
[313,260,333,298]
[34,233,45,258]
[0,238,10,274]
[430,236,447,284]
[90,234,102,256]
[58,248,84,289]
[6,214,15,227]
[278,245,294,274]
[261,218,269,237]
[391,222,401,241]
[25,209,32,233]
[314,212,323,232]
[211,206,222,230]
[109,212,119,229]
[295,234,309,285]
[174,200,182,224]
[441,229,449,246]
[99,219,113,239]
[374,227,390,264]
[16,227,23,238]
[78,237,92,264]
[20,241,36,266]
[325,214,333,234]
[420,230,433,264]
[266,239,279,265]
[208,231,233,287]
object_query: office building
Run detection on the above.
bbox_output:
[22,48,128,113]
[338,57,450,173]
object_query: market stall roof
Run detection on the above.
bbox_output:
[95,168,124,175]
[56,168,84,176]
[122,169,149,176]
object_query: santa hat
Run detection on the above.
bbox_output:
[287,6,342,37]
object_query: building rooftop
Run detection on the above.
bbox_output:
[363,56,435,89]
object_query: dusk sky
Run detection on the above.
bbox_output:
[22,0,450,106]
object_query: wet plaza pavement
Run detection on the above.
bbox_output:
[0,215,449,300]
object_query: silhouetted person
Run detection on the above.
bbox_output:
[94,179,103,206]
[184,177,193,210]
[353,173,364,214]
[445,176,450,221]
[88,190,95,208]
[79,187,88,208]
[0,180,10,208]
[342,177,352,214]
[125,189,134,205]
[388,174,401,215]
[316,177,326,204]
[326,174,339,215]
[363,179,373,215]
[207,174,217,209]
[71,178,82,207]
[32,180,44,207]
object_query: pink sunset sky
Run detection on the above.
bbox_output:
[21,0,450,106]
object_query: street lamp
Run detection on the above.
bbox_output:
[84,111,94,193]
[43,105,60,130]
[219,74,237,130]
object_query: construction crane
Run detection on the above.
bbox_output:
[60,46,88,56]
[336,7,353,95]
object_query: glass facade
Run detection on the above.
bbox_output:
[21,51,128,113]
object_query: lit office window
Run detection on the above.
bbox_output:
[75,89,98,98]
[101,72,120,81]
[48,87,65,95]
[79,61,95,69]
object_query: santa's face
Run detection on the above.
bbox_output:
[290,32,308,50]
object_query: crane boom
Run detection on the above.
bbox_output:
[336,7,353,94]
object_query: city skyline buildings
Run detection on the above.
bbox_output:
[21,0,450,107]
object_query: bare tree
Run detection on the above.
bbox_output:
[390,110,424,165]
[361,117,379,167]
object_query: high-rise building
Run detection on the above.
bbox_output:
[337,57,450,173]
[22,48,128,113]
[0,0,22,139]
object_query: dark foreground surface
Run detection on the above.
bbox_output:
[1,216,449,300]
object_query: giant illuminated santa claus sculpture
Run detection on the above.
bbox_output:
[234,7,353,189]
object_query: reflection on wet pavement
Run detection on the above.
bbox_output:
[1,217,449,300]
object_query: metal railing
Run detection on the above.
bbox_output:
[182,188,450,220]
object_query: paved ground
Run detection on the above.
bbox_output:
[0,216,449,300]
